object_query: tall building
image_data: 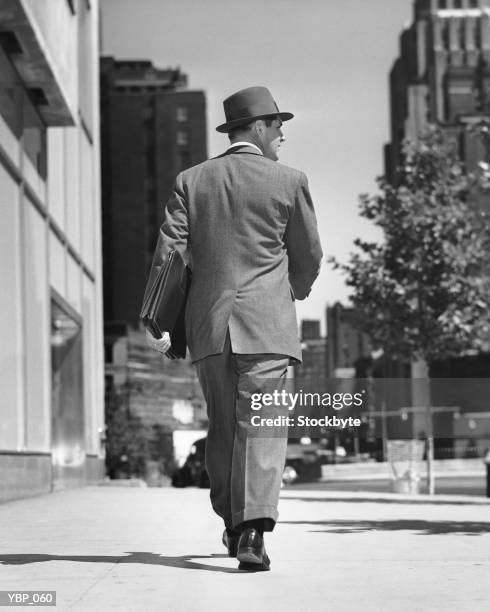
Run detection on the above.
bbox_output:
[0,0,104,501]
[295,320,327,395]
[326,303,371,377]
[100,58,208,478]
[386,0,490,184]
[100,57,207,328]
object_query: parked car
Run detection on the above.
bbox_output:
[172,437,210,488]
[172,436,323,488]
[284,442,322,483]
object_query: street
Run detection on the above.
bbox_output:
[1,485,490,611]
[289,475,488,497]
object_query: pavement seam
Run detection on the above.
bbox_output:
[65,555,125,611]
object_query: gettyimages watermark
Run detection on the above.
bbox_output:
[246,378,490,439]
[246,386,367,437]
[250,389,365,411]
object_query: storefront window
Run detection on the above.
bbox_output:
[51,294,85,487]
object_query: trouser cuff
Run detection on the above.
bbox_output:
[232,505,278,531]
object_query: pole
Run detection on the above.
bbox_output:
[354,432,360,458]
[413,358,434,496]
[381,400,388,462]
[426,404,435,495]
[485,450,490,498]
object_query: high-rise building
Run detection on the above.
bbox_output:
[295,320,327,395]
[100,57,207,328]
[99,58,208,478]
[385,0,490,185]
[326,303,371,377]
[0,0,105,501]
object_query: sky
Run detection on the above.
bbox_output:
[101,0,414,333]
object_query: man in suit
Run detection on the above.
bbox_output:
[144,86,322,571]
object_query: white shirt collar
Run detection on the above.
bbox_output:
[226,141,263,155]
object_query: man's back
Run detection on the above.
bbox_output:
[179,145,322,362]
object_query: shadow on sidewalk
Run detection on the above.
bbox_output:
[282,495,489,506]
[0,552,243,574]
[280,519,490,535]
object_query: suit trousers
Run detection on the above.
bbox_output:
[195,329,290,531]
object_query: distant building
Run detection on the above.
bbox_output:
[326,303,371,377]
[100,57,207,328]
[0,0,104,501]
[100,58,208,474]
[104,325,207,480]
[295,320,327,394]
[385,0,490,191]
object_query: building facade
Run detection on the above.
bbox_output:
[100,57,207,328]
[0,0,105,501]
[100,58,208,478]
[385,0,490,184]
[326,303,371,377]
[104,324,207,482]
[295,320,327,395]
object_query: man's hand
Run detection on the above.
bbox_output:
[146,329,171,354]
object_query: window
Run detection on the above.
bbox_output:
[459,20,465,47]
[177,131,188,146]
[439,0,447,8]
[23,98,47,179]
[0,47,46,178]
[454,0,462,8]
[476,19,482,46]
[441,23,450,49]
[142,104,154,121]
[0,59,23,138]
[78,0,93,132]
[176,107,188,122]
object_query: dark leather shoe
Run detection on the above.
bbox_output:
[237,528,270,571]
[222,529,240,558]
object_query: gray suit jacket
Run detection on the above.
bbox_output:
[142,145,323,364]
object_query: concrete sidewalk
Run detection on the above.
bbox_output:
[0,486,490,612]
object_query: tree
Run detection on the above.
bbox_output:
[330,127,490,493]
[331,128,490,362]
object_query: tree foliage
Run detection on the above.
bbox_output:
[330,127,490,362]
[105,384,150,479]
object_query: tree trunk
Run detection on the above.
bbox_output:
[411,358,434,495]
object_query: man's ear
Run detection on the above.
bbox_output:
[253,119,265,136]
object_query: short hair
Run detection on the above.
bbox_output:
[228,116,276,140]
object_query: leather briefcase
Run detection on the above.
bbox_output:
[140,249,191,359]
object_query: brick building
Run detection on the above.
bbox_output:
[100,57,207,328]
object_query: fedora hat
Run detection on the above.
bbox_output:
[216,86,294,133]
